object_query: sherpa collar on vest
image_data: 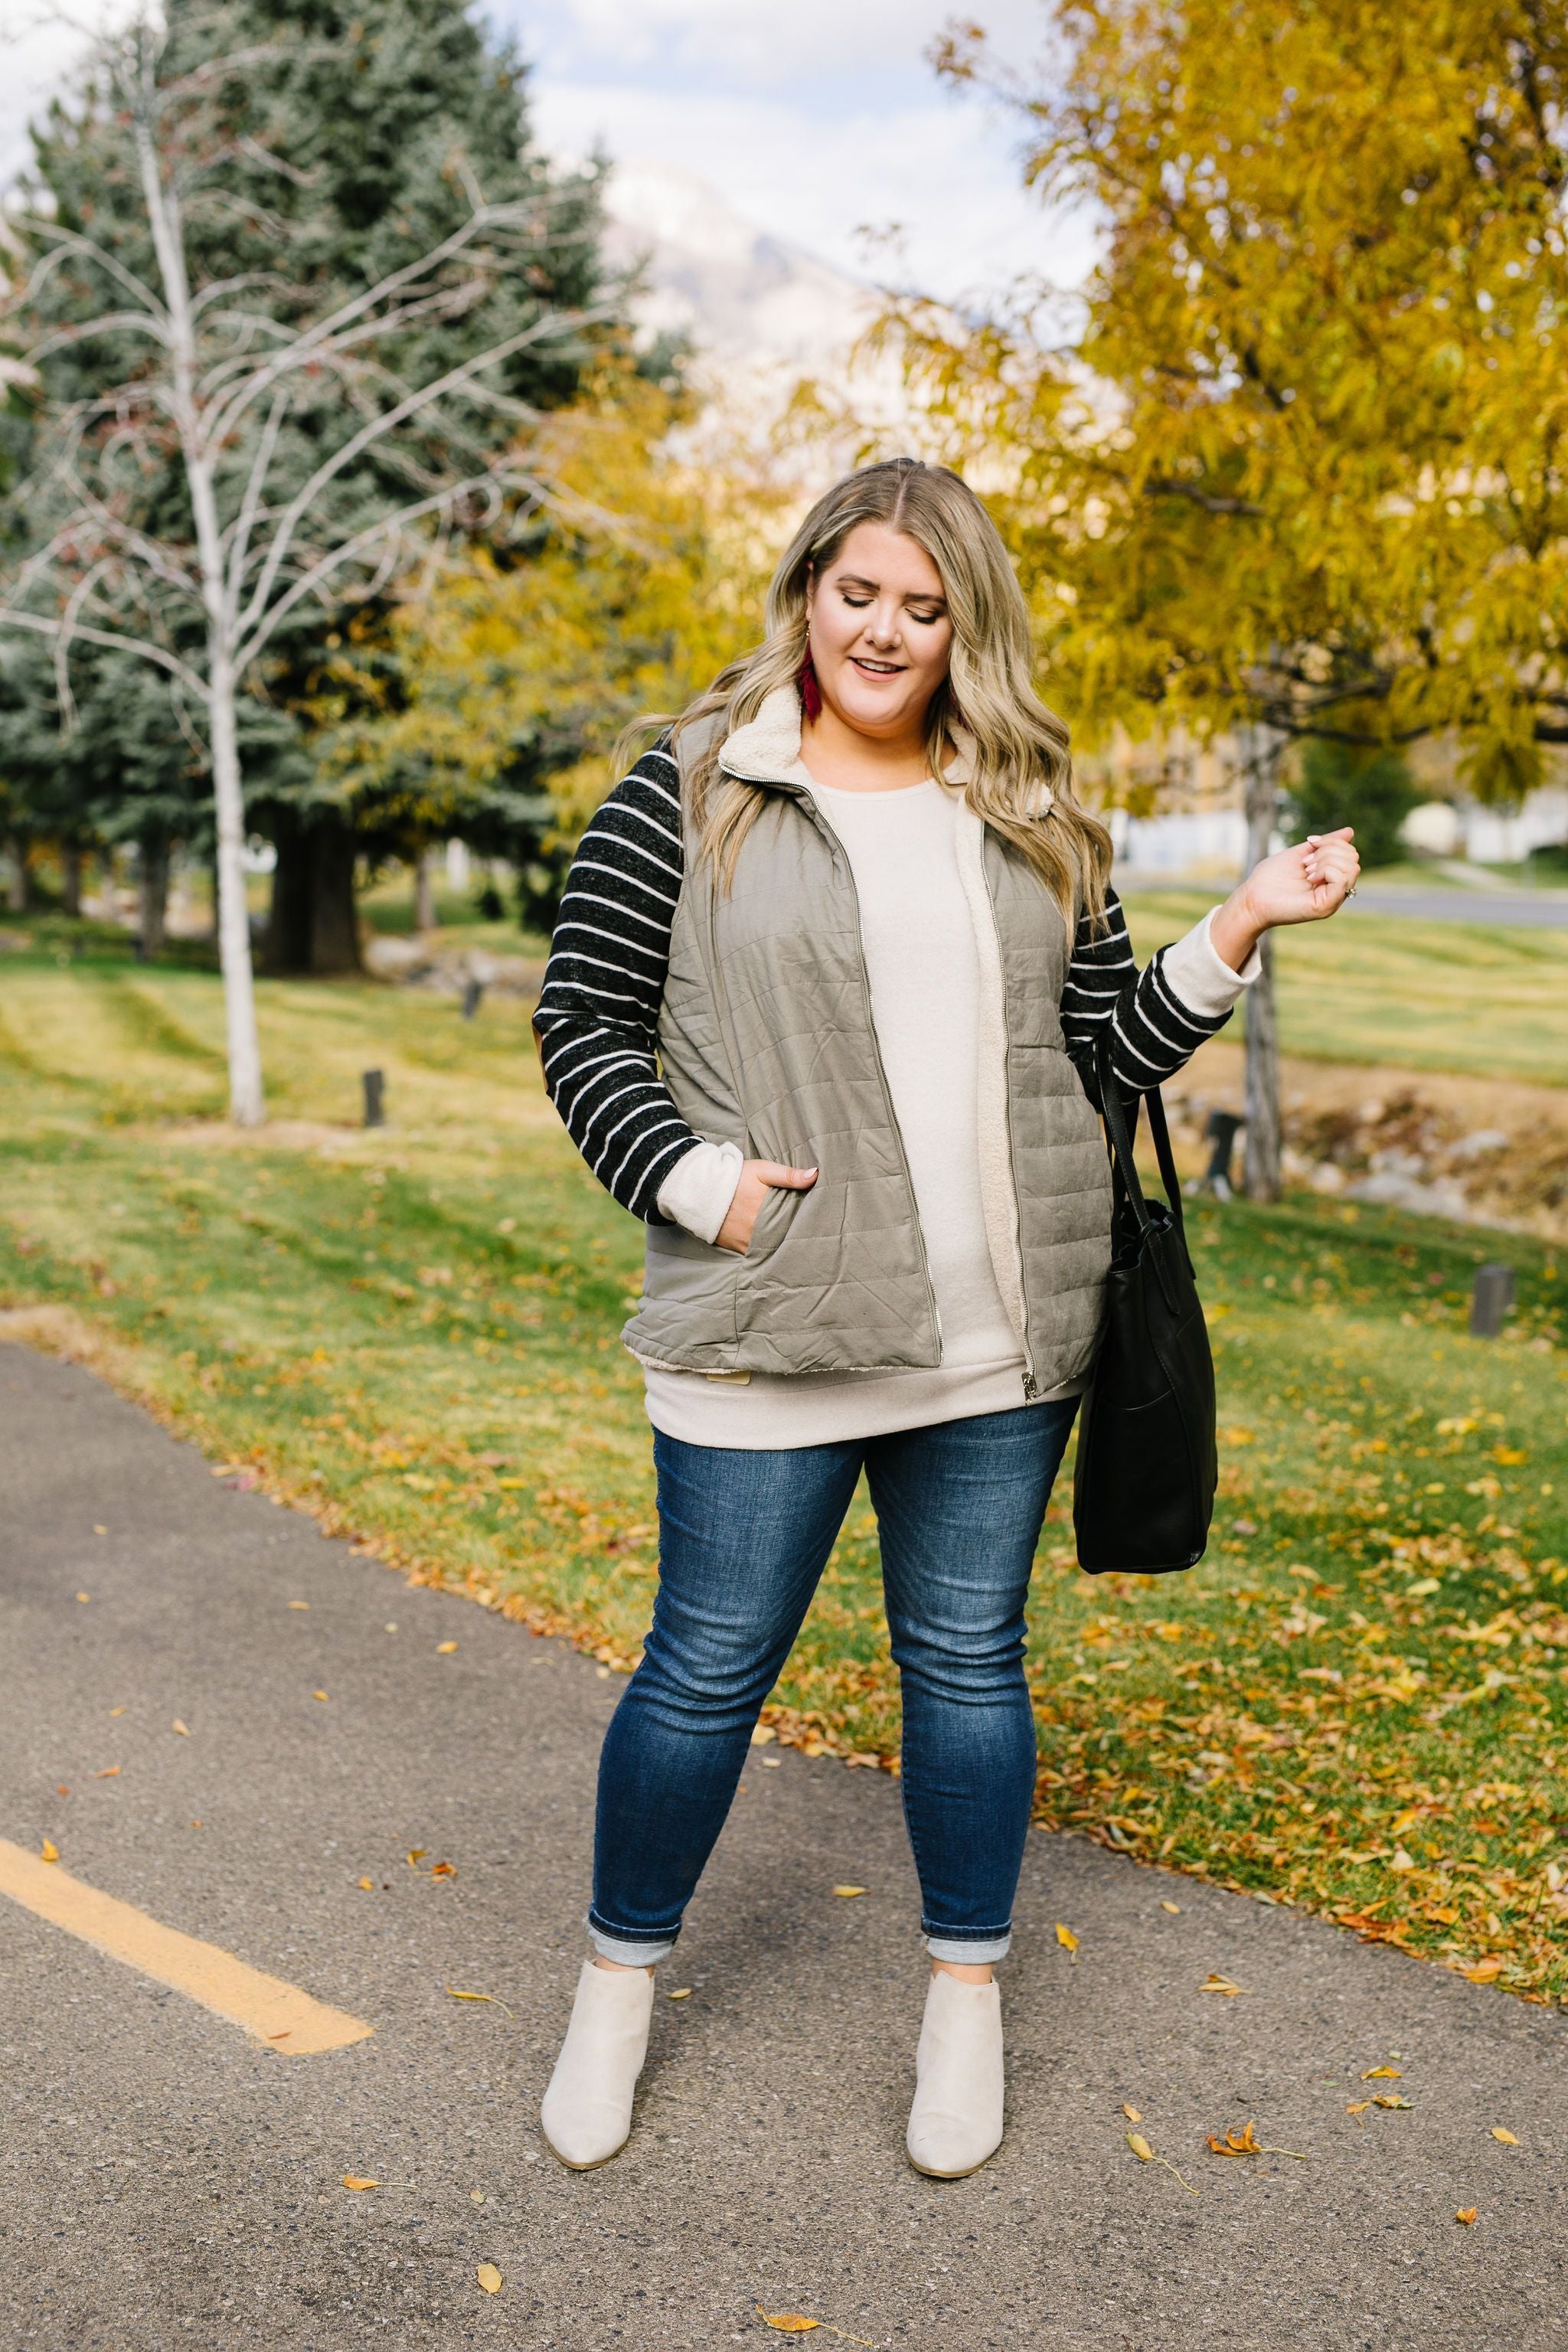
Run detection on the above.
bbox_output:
[717,683,1053,815]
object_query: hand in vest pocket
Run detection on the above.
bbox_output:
[716,1159,818,1256]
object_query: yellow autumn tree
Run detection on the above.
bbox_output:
[895,0,1568,1191]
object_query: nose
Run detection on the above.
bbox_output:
[864,600,902,648]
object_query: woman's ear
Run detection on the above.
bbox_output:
[803,562,815,620]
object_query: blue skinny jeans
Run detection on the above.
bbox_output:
[588,1399,1077,1967]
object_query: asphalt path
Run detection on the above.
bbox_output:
[2,1340,1564,2350]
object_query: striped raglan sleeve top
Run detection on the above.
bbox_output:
[532,743,1255,1222]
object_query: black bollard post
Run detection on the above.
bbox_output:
[1203,1109,1244,1200]
[1468,1263,1515,1338]
[362,1069,385,1129]
[462,975,484,1021]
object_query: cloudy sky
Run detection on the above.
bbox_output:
[498,0,1080,299]
[0,1,1083,305]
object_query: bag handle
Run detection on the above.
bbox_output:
[1093,991,1187,1244]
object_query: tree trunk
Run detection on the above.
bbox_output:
[139,834,170,957]
[5,835,27,913]
[413,845,437,935]
[1241,731,1282,1203]
[262,809,363,975]
[210,652,266,1125]
[62,842,83,919]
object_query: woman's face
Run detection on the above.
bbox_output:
[805,521,953,740]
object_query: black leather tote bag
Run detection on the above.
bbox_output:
[1072,1023,1217,1575]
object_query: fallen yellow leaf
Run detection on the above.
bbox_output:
[494,1476,528,1489]
[1125,2129,1198,2195]
[407,1850,426,1866]
[341,2176,377,2191]
[753,2314,875,2349]
[313,1690,330,1703]
[1372,2094,1412,2110]
[446,1986,513,2017]
[1200,1973,1247,1996]
[172,1720,189,1736]
[357,1878,374,1892]
[429,1860,456,1880]
[1490,2127,1519,2145]
[1056,1922,1080,1954]
[667,1988,692,2001]
[1361,2066,1401,2079]
[831,1885,866,1899]
[750,1724,778,1746]
[1159,1900,1181,1915]
[93,1524,106,1536]
[476,2263,501,2295]
[1460,1956,1504,1983]
[40,1839,59,1864]
[92,1765,121,1778]
[1122,2103,1143,2123]
[1455,2207,1478,2226]
[287,1600,310,1611]
[1206,2118,1308,2161]
[76,1592,90,1604]
[436,1642,458,1655]
[1346,2102,1372,2115]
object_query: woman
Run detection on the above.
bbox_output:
[532,459,1357,2178]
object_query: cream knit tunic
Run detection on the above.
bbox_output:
[643,766,1252,1450]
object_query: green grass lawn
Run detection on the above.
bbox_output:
[3,931,1567,2004]
[1122,890,1568,1086]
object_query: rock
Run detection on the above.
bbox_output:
[363,934,436,980]
[1449,1128,1511,1160]
[1345,1170,1472,1220]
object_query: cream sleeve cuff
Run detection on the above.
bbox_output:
[1159,906,1263,1021]
[655,1138,745,1243]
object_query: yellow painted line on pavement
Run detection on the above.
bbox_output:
[0,1840,374,2055]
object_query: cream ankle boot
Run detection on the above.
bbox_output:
[905,1971,1005,2178]
[540,1961,655,2169]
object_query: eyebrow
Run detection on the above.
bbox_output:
[833,571,947,604]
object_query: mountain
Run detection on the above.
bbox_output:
[598,158,903,416]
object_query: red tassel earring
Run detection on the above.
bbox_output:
[798,645,822,724]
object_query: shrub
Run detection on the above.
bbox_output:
[1283,741,1419,868]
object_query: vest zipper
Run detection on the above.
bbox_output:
[802,798,943,1367]
[975,840,1040,1402]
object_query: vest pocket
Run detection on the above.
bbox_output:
[742,1175,805,1260]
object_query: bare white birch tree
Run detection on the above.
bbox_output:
[0,9,609,1122]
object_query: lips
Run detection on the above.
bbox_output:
[850,658,903,678]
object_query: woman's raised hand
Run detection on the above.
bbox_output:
[1244,825,1361,926]
[1210,825,1360,972]
[716,1159,818,1256]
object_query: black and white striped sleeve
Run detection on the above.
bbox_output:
[1060,887,1250,1098]
[531,745,700,1221]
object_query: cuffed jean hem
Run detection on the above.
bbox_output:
[587,1916,676,1968]
[924,1930,1013,1964]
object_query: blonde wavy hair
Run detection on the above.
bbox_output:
[622,457,1110,928]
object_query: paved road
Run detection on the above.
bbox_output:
[2,1341,1564,2351]
[1344,887,1568,929]
[1118,872,1568,929]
